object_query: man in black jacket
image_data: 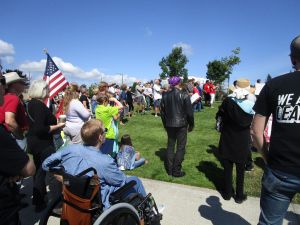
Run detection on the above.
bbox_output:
[160,76,194,177]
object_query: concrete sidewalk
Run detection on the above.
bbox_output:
[141,178,300,225]
[20,177,300,225]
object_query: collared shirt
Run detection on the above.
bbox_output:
[42,144,126,209]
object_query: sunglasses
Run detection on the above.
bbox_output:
[0,76,6,86]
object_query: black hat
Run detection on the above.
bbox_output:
[290,35,300,58]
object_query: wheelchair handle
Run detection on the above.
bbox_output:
[76,167,97,177]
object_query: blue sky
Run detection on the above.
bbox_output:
[0,0,299,86]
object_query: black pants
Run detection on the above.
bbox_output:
[223,159,245,198]
[166,126,187,175]
[127,102,134,112]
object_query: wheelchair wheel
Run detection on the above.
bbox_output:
[39,195,62,225]
[93,203,140,225]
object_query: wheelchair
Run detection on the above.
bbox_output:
[39,167,162,225]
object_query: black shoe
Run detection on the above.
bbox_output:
[222,194,232,201]
[172,171,186,177]
[235,194,247,204]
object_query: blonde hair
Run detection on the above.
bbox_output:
[28,80,49,100]
[63,83,79,113]
[81,119,104,146]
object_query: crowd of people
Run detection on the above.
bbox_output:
[0,35,300,225]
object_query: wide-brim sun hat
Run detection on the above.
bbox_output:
[229,78,251,99]
[4,72,26,85]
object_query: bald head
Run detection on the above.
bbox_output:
[290,35,300,69]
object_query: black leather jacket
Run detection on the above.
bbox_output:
[160,87,194,128]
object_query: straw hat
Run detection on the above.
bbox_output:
[4,72,26,85]
[229,78,251,99]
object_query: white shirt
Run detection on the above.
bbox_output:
[153,84,162,100]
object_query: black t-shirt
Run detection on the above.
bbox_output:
[0,125,29,222]
[79,95,90,109]
[254,71,300,176]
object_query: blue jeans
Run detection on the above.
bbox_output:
[193,101,201,112]
[125,176,147,197]
[132,158,145,169]
[258,166,300,225]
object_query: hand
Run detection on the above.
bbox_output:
[58,122,65,128]
[188,126,194,132]
[8,176,22,183]
[109,97,116,102]
[54,174,63,183]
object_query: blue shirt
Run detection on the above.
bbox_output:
[42,144,126,209]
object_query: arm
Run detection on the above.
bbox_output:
[251,114,269,164]
[5,112,23,138]
[74,100,91,121]
[102,158,126,187]
[160,97,166,127]
[109,97,123,109]
[42,150,63,171]
[21,159,36,177]
[184,95,194,131]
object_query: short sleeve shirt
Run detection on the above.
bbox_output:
[253,71,300,175]
[0,94,28,131]
[95,105,119,139]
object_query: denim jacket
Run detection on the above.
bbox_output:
[42,144,126,209]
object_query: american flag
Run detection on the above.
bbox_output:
[43,53,68,105]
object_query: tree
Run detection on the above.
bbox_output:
[159,47,189,81]
[206,60,229,84]
[88,83,98,98]
[206,48,241,87]
[265,74,272,82]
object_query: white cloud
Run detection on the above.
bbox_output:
[172,42,193,56]
[0,39,15,64]
[19,57,138,85]
[145,27,153,37]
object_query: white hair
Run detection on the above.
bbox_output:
[28,79,49,100]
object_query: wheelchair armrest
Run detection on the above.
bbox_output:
[109,180,136,203]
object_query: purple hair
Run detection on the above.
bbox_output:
[168,76,181,86]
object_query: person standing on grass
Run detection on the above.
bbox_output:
[160,76,194,177]
[217,79,254,204]
[203,80,211,107]
[251,35,300,225]
[153,79,162,117]
[95,93,123,156]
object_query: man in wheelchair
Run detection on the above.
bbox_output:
[42,119,161,225]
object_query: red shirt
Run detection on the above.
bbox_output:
[0,93,28,131]
[210,84,216,94]
[203,83,211,94]
[193,87,200,95]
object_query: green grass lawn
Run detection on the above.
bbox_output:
[120,104,300,203]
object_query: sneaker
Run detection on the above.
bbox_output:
[156,204,165,214]
[52,207,62,216]
[119,166,125,171]
[155,115,158,117]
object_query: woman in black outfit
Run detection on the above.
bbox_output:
[217,79,254,204]
[126,86,134,117]
[26,80,65,211]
